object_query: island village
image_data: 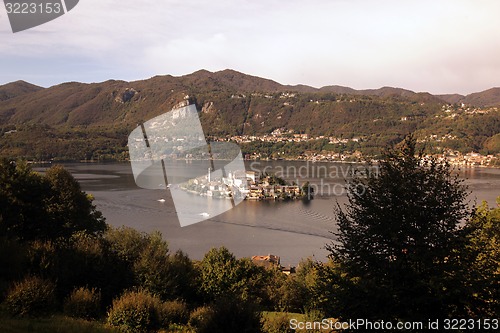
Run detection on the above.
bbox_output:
[180,168,311,201]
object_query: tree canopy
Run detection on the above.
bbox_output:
[464,199,500,316]
[0,160,106,241]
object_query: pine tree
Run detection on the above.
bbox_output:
[327,136,471,322]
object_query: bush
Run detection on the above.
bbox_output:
[262,313,293,333]
[188,297,262,333]
[4,276,56,317]
[158,300,189,326]
[0,237,28,300]
[107,290,163,333]
[188,306,215,332]
[64,287,101,319]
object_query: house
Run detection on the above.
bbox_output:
[281,266,296,275]
[252,254,280,268]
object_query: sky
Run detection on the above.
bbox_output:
[1,0,500,95]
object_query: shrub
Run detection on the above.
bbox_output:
[107,290,163,333]
[158,300,189,326]
[188,297,262,333]
[262,313,293,333]
[63,287,101,319]
[0,237,28,300]
[4,276,56,317]
[188,306,215,332]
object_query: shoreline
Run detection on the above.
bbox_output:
[26,157,500,169]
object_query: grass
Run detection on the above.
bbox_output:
[262,311,341,333]
[0,311,118,333]
[262,311,306,322]
[0,308,326,333]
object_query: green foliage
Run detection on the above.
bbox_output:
[158,300,189,326]
[463,199,500,316]
[63,287,101,320]
[262,312,294,333]
[162,251,199,302]
[0,160,50,240]
[5,276,56,317]
[26,240,59,279]
[0,312,120,333]
[0,237,28,299]
[327,135,472,321]
[483,133,500,154]
[107,290,163,333]
[130,230,171,298]
[198,247,271,304]
[105,227,153,264]
[23,233,128,307]
[272,258,336,314]
[187,306,214,331]
[105,227,197,302]
[44,165,107,236]
[275,274,308,313]
[65,232,128,302]
[188,297,262,333]
[0,160,106,241]
[107,291,190,333]
[198,247,239,300]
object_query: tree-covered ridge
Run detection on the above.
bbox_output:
[0,70,499,161]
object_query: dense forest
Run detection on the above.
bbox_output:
[0,137,498,332]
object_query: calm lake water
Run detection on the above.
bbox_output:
[53,161,500,266]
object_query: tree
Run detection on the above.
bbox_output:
[198,246,269,304]
[0,159,50,240]
[44,165,106,237]
[198,247,241,301]
[196,247,264,332]
[105,227,197,302]
[464,198,500,316]
[327,135,472,322]
[0,160,106,241]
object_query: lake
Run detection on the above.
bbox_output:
[55,161,500,266]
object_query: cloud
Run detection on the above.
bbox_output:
[0,0,500,94]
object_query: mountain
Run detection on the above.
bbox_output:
[437,94,465,105]
[437,88,500,107]
[320,85,444,104]
[0,80,43,101]
[462,87,500,107]
[0,69,499,161]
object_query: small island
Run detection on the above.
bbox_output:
[180,169,313,200]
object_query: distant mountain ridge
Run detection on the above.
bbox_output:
[2,69,499,107]
[0,80,43,101]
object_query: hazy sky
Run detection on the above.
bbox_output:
[1,0,500,94]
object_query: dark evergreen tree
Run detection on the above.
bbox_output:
[327,135,472,323]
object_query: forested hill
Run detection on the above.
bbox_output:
[0,69,499,161]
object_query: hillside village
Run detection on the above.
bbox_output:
[216,132,499,167]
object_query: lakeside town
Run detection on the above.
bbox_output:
[205,102,500,167]
[215,131,499,167]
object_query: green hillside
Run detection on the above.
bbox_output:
[0,70,499,161]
